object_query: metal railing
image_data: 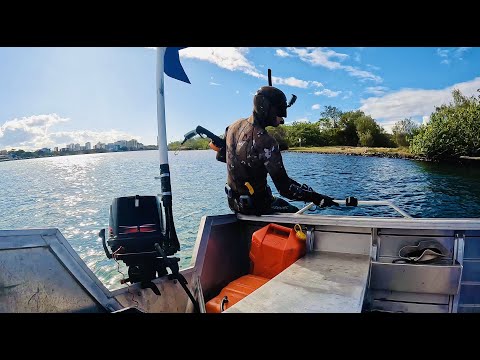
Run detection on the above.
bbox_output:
[295,199,413,219]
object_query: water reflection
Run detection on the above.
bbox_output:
[414,161,480,217]
[1,150,479,290]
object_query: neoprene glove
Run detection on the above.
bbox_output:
[288,182,339,207]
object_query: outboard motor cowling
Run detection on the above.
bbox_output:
[107,195,171,257]
[99,195,180,294]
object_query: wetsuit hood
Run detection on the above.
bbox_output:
[253,86,288,128]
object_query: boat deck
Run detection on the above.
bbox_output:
[225,251,370,313]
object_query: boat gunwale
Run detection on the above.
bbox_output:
[236,213,480,230]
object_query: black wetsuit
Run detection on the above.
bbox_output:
[216,116,308,215]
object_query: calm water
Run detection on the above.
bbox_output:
[1,150,479,290]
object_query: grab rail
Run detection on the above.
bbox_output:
[295,200,412,218]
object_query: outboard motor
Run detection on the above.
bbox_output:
[99,195,191,299]
[107,195,177,257]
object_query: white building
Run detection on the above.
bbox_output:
[114,140,128,148]
[85,142,91,150]
[127,139,138,149]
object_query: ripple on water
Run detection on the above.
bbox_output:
[1,150,479,290]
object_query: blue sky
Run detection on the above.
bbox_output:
[0,47,479,150]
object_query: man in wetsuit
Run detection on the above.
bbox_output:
[216,85,339,215]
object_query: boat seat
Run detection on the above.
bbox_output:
[224,251,371,313]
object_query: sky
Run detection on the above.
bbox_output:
[0,47,479,150]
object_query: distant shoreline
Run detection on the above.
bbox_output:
[3,147,479,165]
[286,146,422,160]
[287,146,480,164]
[0,149,158,162]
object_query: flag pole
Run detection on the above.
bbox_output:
[156,47,179,253]
[156,47,169,168]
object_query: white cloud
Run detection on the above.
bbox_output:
[0,114,140,150]
[422,115,430,125]
[275,49,290,57]
[314,89,342,97]
[181,47,254,73]
[209,82,221,86]
[311,81,323,88]
[288,47,348,69]
[437,47,471,64]
[0,114,68,148]
[365,86,389,96]
[456,47,471,53]
[285,47,382,83]
[342,65,382,83]
[50,130,141,148]
[455,47,471,60]
[342,91,353,99]
[272,76,309,88]
[178,47,321,89]
[437,48,449,58]
[380,120,401,134]
[359,76,480,126]
[311,104,321,110]
[354,52,361,62]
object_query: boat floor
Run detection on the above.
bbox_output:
[225,251,370,313]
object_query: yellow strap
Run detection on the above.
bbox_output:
[244,182,254,195]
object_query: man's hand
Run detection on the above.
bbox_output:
[313,193,339,208]
[287,182,339,207]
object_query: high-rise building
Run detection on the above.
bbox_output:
[114,140,128,148]
[54,147,59,152]
[85,142,91,150]
[127,139,138,149]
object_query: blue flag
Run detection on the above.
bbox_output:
[164,47,190,84]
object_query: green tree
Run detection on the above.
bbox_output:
[317,106,345,146]
[339,110,363,146]
[354,114,393,147]
[316,117,342,146]
[392,118,420,147]
[320,105,343,128]
[411,89,480,160]
[267,125,289,150]
[286,121,325,147]
[168,137,210,151]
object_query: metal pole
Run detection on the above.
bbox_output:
[156,47,179,252]
[156,47,169,171]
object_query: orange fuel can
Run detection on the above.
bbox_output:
[249,223,306,279]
